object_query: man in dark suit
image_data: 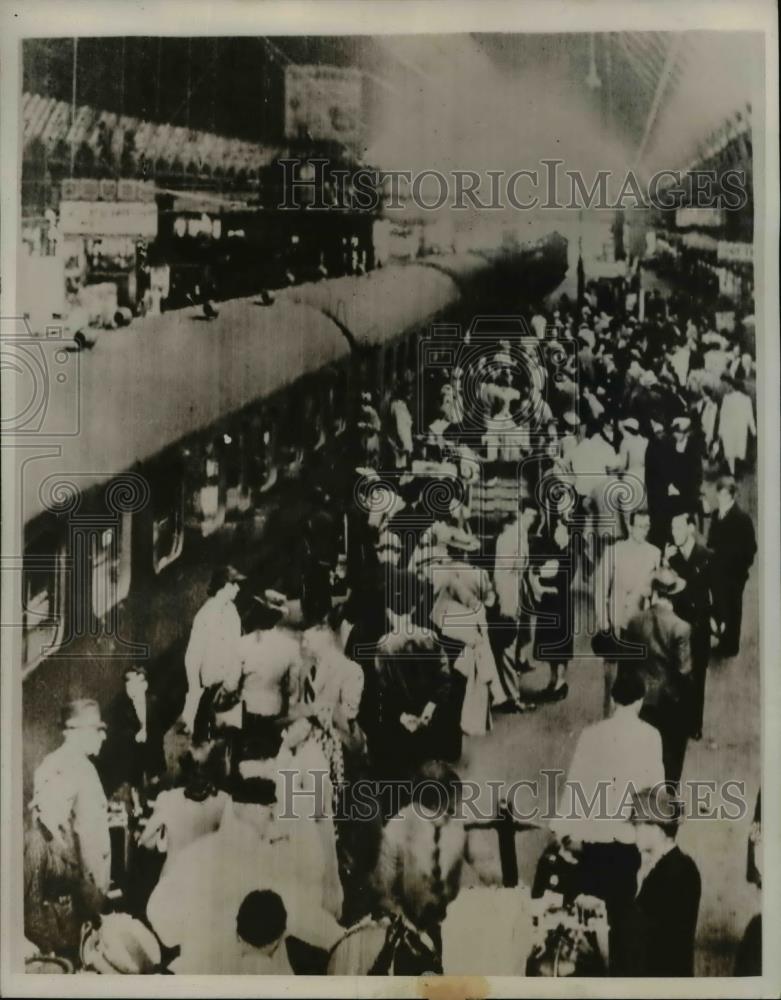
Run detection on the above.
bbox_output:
[100,665,166,806]
[616,786,701,977]
[622,568,692,786]
[707,476,757,657]
[643,416,672,549]
[666,509,713,741]
[667,417,703,518]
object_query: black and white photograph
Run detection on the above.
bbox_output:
[1,1,778,995]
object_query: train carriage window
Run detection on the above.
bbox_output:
[251,410,278,495]
[333,366,348,435]
[22,524,66,672]
[278,386,305,473]
[152,475,184,574]
[406,331,419,377]
[384,345,396,386]
[326,366,348,437]
[300,380,326,453]
[225,423,252,517]
[192,438,226,536]
[91,513,132,619]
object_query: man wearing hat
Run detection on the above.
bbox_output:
[617,786,701,976]
[707,476,756,657]
[26,700,111,956]
[666,509,714,741]
[667,416,703,517]
[643,415,673,548]
[552,671,663,970]
[431,535,510,725]
[622,568,692,785]
[182,564,246,737]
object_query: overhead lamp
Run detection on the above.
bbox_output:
[586,34,602,90]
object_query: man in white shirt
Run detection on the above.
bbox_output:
[595,509,660,715]
[27,700,111,955]
[552,670,664,971]
[182,564,245,736]
[237,602,302,760]
[570,419,621,499]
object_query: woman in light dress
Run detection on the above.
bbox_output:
[719,373,756,475]
[138,742,229,877]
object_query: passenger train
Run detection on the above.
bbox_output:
[19,235,568,797]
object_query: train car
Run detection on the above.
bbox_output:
[18,231,571,796]
[20,247,549,798]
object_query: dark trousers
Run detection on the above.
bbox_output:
[640,700,689,786]
[713,574,747,656]
[301,560,332,625]
[192,684,222,744]
[240,711,284,761]
[690,631,710,733]
[578,841,640,975]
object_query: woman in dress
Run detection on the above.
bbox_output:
[530,513,576,701]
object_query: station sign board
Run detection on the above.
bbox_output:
[675,207,725,228]
[59,200,158,237]
[681,231,718,251]
[717,240,753,263]
[60,177,157,203]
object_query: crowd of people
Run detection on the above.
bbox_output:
[23,270,761,976]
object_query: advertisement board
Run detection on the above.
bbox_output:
[675,207,725,228]
[717,240,753,263]
[284,64,363,145]
[59,200,158,237]
[60,177,157,202]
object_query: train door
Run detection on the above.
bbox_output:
[224,419,253,520]
[185,437,226,537]
[277,384,305,478]
[246,403,279,500]
[21,515,67,675]
[90,511,133,623]
[328,361,350,438]
[382,343,397,412]
[147,456,186,571]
